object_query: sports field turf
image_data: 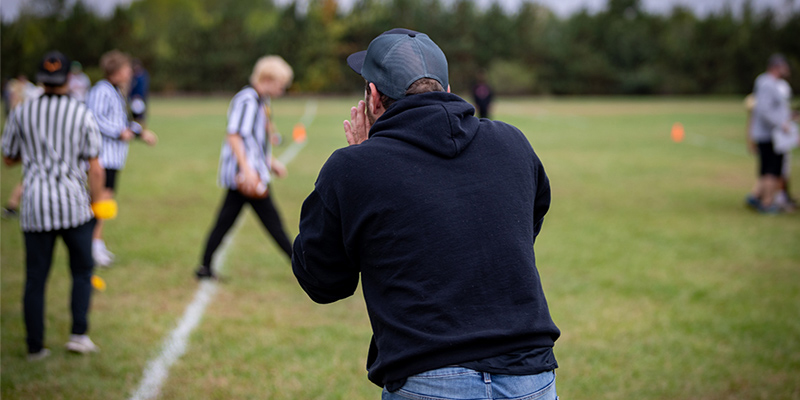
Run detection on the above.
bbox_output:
[2,96,798,399]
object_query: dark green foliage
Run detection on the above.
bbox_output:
[2,0,798,95]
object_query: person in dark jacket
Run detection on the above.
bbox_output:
[292,28,560,399]
[472,70,493,119]
[129,58,149,125]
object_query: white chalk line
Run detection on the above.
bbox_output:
[299,99,318,127]
[277,140,306,165]
[128,220,242,400]
[275,100,316,166]
[128,100,316,400]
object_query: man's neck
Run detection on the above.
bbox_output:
[44,85,69,95]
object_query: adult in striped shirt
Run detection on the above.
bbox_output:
[85,50,157,266]
[2,51,106,360]
[195,56,294,280]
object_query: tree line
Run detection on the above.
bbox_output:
[2,0,798,95]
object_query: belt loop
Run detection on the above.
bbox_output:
[483,372,491,384]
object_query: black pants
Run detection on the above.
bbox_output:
[201,190,293,269]
[757,142,784,177]
[104,168,119,191]
[23,220,95,353]
[475,100,491,119]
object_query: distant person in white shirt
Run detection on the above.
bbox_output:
[746,54,796,213]
[68,61,91,102]
[772,77,798,210]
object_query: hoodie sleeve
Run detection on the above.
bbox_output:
[532,156,551,241]
[292,186,360,304]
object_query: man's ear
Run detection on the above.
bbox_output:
[368,82,383,113]
[447,84,451,93]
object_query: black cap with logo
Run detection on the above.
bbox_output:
[37,51,71,86]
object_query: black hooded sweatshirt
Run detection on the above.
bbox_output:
[292,92,560,389]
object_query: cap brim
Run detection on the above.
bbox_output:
[347,51,367,75]
[37,72,68,86]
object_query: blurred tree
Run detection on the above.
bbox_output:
[1,0,798,95]
[777,12,800,91]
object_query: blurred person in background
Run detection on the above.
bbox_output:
[2,75,43,219]
[7,75,43,109]
[86,50,158,267]
[772,76,798,211]
[129,58,149,126]
[2,51,106,360]
[194,56,294,280]
[746,54,796,214]
[68,61,91,102]
[472,70,493,119]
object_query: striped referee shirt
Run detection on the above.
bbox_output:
[1,93,102,232]
[218,86,272,190]
[85,79,142,170]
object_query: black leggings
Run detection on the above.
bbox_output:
[24,220,95,353]
[201,190,292,268]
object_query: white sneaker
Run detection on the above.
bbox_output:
[95,239,115,260]
[93,240,113,267]
[65,335,99,354]
[27,348,51,361]
[103,247,115,261]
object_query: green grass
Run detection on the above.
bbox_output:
[2,96,799,399]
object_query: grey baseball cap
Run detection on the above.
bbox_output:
[347,28,449,100]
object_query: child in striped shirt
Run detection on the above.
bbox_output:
[85,50,158,266]
[195,56,294,280]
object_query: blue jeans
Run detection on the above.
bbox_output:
[382,367,557,400]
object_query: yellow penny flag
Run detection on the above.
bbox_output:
[91,199,118,220]
[91,275,106,292]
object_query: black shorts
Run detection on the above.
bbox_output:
[757,142,784,177]
[104,169,119,191]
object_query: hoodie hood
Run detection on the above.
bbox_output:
[369,92,479,159]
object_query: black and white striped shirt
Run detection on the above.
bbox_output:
[1,93,102,232]
[85,79,141,170]
[218,86,272,189]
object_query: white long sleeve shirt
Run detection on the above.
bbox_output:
[751,73,792,143]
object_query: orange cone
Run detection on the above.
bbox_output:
[293,123,307,143]
[671,122,684,143]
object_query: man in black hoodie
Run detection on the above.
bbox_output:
[292,28,560,399]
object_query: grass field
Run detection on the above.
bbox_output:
[1,95,799,400]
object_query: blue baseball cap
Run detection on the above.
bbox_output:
[347,28,449,100]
